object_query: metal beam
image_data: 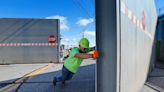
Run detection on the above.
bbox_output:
[96,0,117,92]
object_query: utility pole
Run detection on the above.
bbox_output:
[81,28,85,38]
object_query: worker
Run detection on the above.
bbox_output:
[53,38,99,86]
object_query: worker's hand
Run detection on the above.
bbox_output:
[92,50,99,59]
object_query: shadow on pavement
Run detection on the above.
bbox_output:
[0,64,95,92]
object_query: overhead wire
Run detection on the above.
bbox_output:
[81,0,95,18]
[68,0,96,38]
[71,0,91,18]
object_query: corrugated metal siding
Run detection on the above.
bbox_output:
[120,0,157,92]
[96,0,157,92]
[0,18,59,64]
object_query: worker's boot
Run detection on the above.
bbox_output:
[53,77,57,86]
[62,81,65,86]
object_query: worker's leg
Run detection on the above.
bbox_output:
[61,70,74,84]
[55,66,69,82]
[61,66,74,83]
[65,72,74,80]
[53,65,74,85]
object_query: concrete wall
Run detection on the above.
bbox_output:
[96,0,157,92]
[0,18,60,64]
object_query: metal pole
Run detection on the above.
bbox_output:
[96,0,117,92]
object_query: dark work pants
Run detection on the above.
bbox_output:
[55,65,74,82]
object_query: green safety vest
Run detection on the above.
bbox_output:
[64,47,92,73]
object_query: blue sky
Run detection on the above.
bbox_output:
[0,0,163,48]
[0,0,95,47]
[155,0,164,16]
[155,0,164,9]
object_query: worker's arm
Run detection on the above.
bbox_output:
[74,50,99,59]
[74,53,93,59]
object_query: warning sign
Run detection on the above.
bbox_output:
[48,35,56,43]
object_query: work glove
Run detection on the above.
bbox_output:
[92,50,99,59]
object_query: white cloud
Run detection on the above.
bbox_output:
[61,38,70,42]
[61,38,79,48]
[61,38,69,45]
[77,18,94,26]
[81,30,95,36]
[46,15,69,31]
[61,38,77,44]
[61,37,96,48]
[90,42,95,47]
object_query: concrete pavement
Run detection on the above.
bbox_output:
[147,61,164,90]
[0,59,96,92]
[0,63,49,85]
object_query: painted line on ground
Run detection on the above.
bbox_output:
[0,63,53,92]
